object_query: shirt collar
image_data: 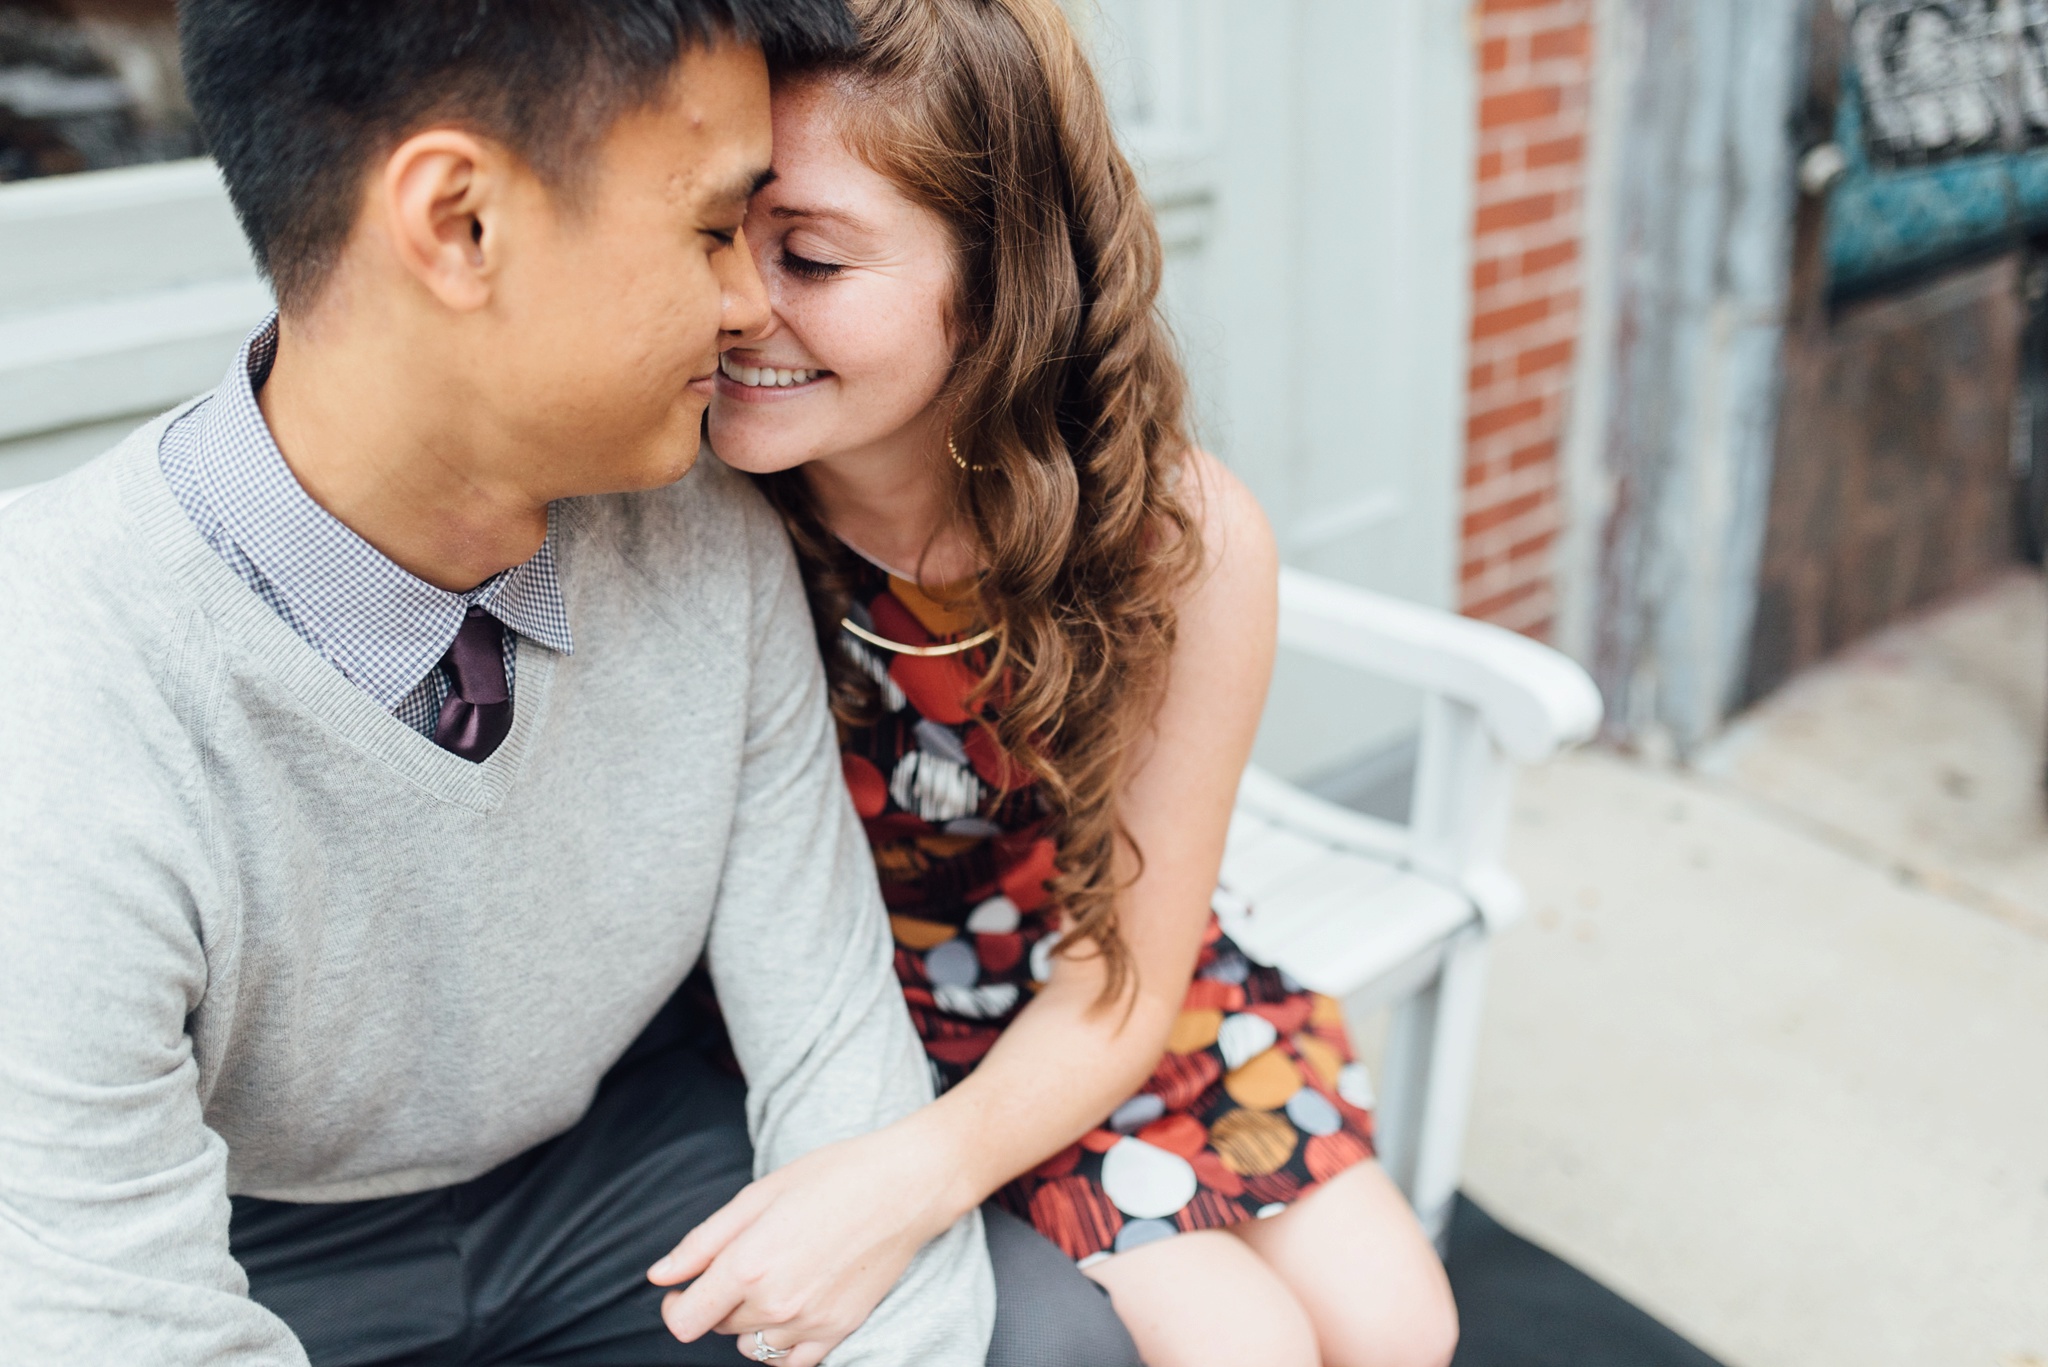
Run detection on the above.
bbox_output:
[195,315,574,709]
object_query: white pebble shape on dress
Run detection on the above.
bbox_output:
[965,895,1022,935]
[1113,1219,1179,1254]
[1108,1092,1166,1134]
[1099,1137,1200,1220]
[1217,1012,1279,1072]
[889,750,985,823]
[1284,1086,1343,1137]
[1029,930,1064,983]
[1338,1062,1376,1109]
[914,718,971,766]
[933,983,1020,1019]
[925,938,981,989]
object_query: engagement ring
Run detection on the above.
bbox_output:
[751,1330,792,1362]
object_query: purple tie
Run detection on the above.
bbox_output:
[434,607,513,762]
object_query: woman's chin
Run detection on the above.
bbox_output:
[705,418,814,476]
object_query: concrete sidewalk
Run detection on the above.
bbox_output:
[1456,571,2048,1367]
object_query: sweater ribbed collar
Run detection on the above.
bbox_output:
[188,315,574,711]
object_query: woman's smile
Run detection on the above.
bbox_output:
[716,351,834,400]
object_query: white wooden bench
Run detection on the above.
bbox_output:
[1225,568,1602,1244]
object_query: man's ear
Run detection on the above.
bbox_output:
[377,129,512,312]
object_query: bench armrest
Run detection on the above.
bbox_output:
[1278,567,1602,762]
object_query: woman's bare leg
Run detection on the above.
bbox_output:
[1085,1229,1320,1367]
[1229,1161,1459,1367]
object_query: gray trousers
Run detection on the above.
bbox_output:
[231,993,1140,1367]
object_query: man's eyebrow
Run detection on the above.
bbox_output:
[706,166,776,212]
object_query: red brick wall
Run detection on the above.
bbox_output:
[1460,0,1594,639]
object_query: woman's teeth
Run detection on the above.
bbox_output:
[720,355,821,388]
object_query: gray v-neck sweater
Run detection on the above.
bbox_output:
[0,412,993,1366]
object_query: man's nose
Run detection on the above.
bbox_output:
[719,225,773,340]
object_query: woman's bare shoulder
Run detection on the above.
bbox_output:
[1175,448,1277,593]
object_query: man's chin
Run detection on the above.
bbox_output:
[627,437,703,491]
[631,403,713,488]
[564,433,703,502]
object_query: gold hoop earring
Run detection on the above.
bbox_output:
[948,431,989,474]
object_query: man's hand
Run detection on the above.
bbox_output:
[648,1119,971,1366]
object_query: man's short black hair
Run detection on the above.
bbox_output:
[181,0,857,311]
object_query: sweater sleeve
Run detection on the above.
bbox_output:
[704,508,996,1367]
[0,603,306,1363]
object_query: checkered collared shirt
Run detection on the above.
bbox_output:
[159,316,574,739]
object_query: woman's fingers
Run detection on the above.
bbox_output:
[661,1268,749,1345]
[649,1182,772,1287]
[726,1329,826,1367]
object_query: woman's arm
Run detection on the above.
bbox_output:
[653,453,1278,1352]
[906,449,1280,1214]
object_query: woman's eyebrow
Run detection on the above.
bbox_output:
[767,204,875,232]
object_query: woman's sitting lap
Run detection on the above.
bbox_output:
[1091,1162,1458,1367]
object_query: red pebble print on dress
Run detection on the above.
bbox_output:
[964,723,1031,790]
[1305,1131,1373,1183]
[976,932,1024,975]
[920,1033,996,1067]
[872,594,982,724]
[1030,1175,1125,1261]
[998,838,1058,913]
[1032,1143,1083,1179]
[842,754,888,818]
[1240,1170,1305,1207]
[1247,997,1313,1036]
[1182,979,1247,1013]
[1136,1113,1207,1159]
[1189,1149,1246,1197]
[1174,1188,1244,1235]
[1146,1051,1221,1111]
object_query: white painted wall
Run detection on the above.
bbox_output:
[1084,0,1476,778]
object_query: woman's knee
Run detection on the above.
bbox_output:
[1337,1282,1458,1367]
[1233,1163,1460,1367]
[1403,1294,1460,1367]
[1085,1230,1319,1367]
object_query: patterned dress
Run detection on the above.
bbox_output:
[835,554,1378,1265]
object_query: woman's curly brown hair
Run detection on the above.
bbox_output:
[754,0,1203,1001]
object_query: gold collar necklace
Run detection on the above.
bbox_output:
[840,618,1000,658]
[832,535,998,656]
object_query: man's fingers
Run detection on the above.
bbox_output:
[649,1185,770,1286]
[661,1268,748,1345]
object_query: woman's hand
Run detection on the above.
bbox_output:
[648,1117,971,1367]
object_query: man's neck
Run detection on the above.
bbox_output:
[256,312,550,593]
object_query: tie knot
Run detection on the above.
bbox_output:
[444,607,509,706]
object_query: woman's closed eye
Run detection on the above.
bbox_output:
[780,247,846,280]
